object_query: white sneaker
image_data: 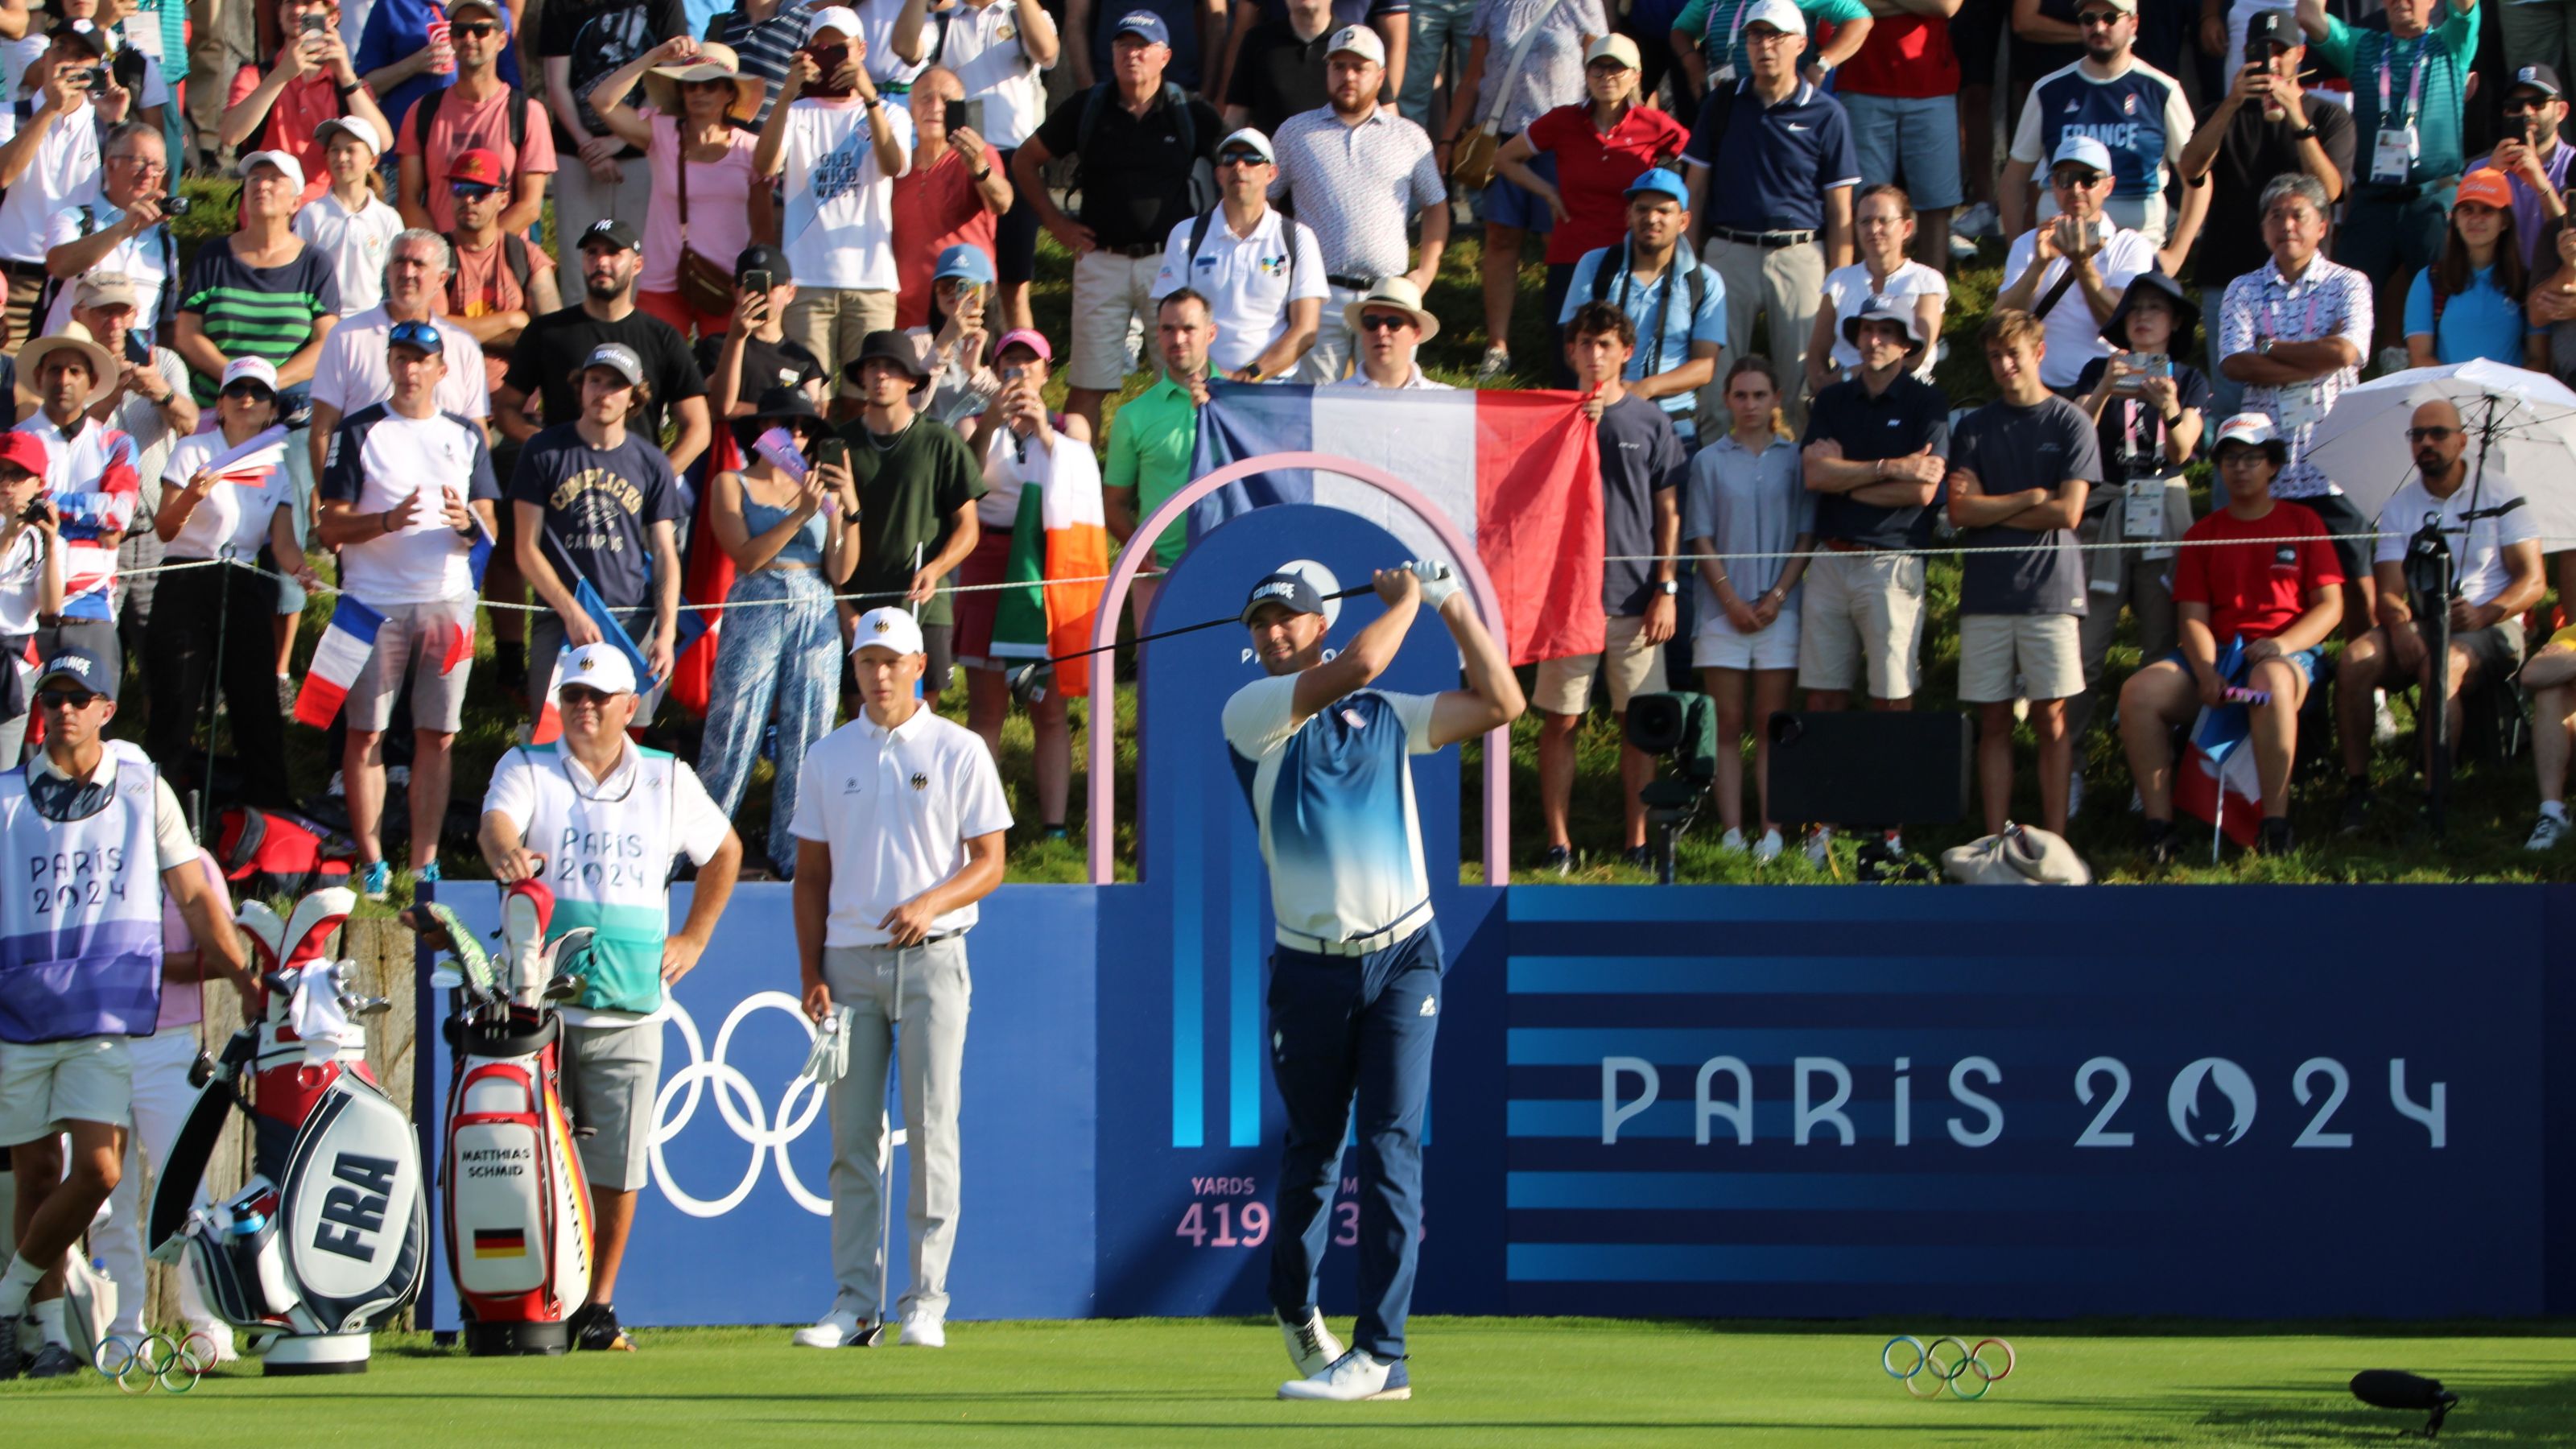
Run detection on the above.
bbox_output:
[1752,828,1784,863]
[898,1311,945,1348]
[1803,826,1834,867]
[791,1310,869,1348]
[1718,827,1747,853]
[2527,811,2570,851]
[1953,200,2001,239]
[185,1319,237,1364]
[2373,689,2401,745]
[1279,1348,1410,1402]
[1279,1308,1344,1378]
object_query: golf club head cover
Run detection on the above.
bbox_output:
[501,877,557,1001]
[1407,559,1460,611]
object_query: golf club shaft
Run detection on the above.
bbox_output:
[1034,582,1378,667]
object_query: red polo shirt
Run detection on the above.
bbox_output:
[1523,101,1692,264]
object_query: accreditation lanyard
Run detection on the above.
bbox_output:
[2377,35,2429,130]
[2117,398,2166,461]
[2260,282,2324,348]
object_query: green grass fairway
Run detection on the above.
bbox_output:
[6,1318,2572,1445]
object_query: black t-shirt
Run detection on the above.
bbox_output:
[1948,395,2102,617]
[1801,372,1951,551]
[696,330,828,403]
[1226,14,1331,138]
[1596,393,1686,615]
[504,304,708,438]
[832,414,986,627]
[507,422,686,613]
[2069,354,2214,510]
[539,0,687,156]
[2199,101,2356,298]
[1032,85,1223,247]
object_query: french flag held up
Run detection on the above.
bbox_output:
[1187,383,1605,665]
[291,597,386,728]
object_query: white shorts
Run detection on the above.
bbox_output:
[1958,613,2085,704]
[1693,601,1801,671]
[0,1035,134,1146]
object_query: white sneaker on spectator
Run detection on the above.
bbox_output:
[2527,808,2570,851]
[1953,200,2000,238]
[1752,828,1784,863]
[2373,689,2401,745]
[1803,826,1834,867]
[1719,827,1747,853]
[1950,231,1980,262]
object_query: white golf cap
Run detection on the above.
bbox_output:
[1326,23,1384,64]
[556,642,638,696]
[2051,134,2116,175]
[852,606,927,657]
[237,148,307,192]
[314,114,386,156]
[2213,412,2281,450]
[807,5,862,39]
[1583,34,1643,68]
[1739,0,1805,35]
[1218,126,1275,162]
[220,355,280,394]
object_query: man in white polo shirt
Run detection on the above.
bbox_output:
[480,642,743,1353]
[790,605,1009,1352]
[1151,126,1327,382]
[305,229,491,478]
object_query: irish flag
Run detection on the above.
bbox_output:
[291,597,386,728]
[1187,383,1604,664]
[989,431,1110,696]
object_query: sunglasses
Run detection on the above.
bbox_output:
[2406,426,2459,442]
[36,688,100,710]
[1216,149,1268,166]
[2052,170,2107,188]
[1358,312,1414,332]
[452,20,499,35]
[2076,10,2124,24]
[2504,97,2556,112]
[450,181,500,199]
[221,381,275,400]
[559,685,616,707]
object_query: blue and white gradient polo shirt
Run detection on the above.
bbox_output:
[1222,674,1438,948]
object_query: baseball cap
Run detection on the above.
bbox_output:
[934,243,996,286]
[71,270,137,311]
[1241,568,1326,625]
[1327,23,1384,64]
[48,18,104,55]
[2075,0,2137,14]
[580,343,646,386]
[0,431,46,478]
[580,217,642,253]
[1738,0,1805,35]
[1625,167,1689,205]
[2456,168,2514,211]
[995,328,1053,362]
[36,646,114,701]
[851,606,927,657]
[2212,412,2284,455]
[2050,134,2116,177]
[2513,63,2565,99]
[315,114,386,156]
[806,5,863,40]
[221,356,279,395]
[1584,34,1643,69]
[388,318,445,355]
[2243,9,2299,52]
[447,147,506,188]
[1111,9,1170,45]
[237,148,307,192]
[555,643,638,698]
[1218,126,1275,163]
[735,242,790,284]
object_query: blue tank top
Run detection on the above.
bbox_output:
[741,493,825,566]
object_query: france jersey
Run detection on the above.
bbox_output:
[2012,59,2194,202]
[1222,673,1438,947]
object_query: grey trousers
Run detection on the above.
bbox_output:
[824,937,972,1323]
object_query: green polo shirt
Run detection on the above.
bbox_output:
[2314,4,2478,188]
[1105,371,1203,568]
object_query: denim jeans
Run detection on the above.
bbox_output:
[696,568,840,873]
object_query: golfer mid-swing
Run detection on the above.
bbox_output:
[1222,561,1524,1402]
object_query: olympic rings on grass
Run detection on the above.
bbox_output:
[1879,1333,2016,1400]
[89,1331,213,1394]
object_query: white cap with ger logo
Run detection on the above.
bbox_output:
[852,606,927,656]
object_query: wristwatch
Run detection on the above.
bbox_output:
[1655,580,1679,597]
[2290,122,2320,140]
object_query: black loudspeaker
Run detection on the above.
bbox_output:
[1766,712,1973,828]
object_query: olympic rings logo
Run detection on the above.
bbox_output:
[650,992,873,1220]
[91,1332,218,1394]
[1882,1336,2016,1401]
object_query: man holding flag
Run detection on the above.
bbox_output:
[2117,414,2342,861]
[315,320,502,898]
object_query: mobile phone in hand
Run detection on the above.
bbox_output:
[812,436,851,474]
[944,98,985,135]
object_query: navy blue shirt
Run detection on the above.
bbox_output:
[1801,372,1951,551]
[2009,59,2191,204]
[507,423,684,613]
[1596,393,1688,614]
[1679,79,1860,233]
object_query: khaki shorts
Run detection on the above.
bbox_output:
[345,597,478,733]
[1068,250,1162,392]
[558,1018,663,1193]
[1797,550,1928,700]
[0,1036,133,1146]
[1534,613,1666,716]
[786,287,898,396]
[1958,613,2085,704]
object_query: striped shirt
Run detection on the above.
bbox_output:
[707,3,810,124]
[2216,253,2373,501]
[1269,105,1446,280]
[175,237,342,407]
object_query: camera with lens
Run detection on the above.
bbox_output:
[1624,692,1718,882]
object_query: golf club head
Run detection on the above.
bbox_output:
[1007,663,1053,707]
[854,1319,887,1348]
[542,974,587,1004]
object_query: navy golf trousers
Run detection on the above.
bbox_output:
[1265,920,1443,1361]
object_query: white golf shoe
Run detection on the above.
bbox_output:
[1279,1348,1410,1401]
[1278,1308,1344,1378]
[791,1310,873,1348]
[898,1311,946,1348]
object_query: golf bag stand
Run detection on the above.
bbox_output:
[420,879,596,1356]
[147,888,427,1375]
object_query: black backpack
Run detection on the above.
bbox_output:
[1075,80,1219,218]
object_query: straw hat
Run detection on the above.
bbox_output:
[17,321,116,411]
[644,42,762,122]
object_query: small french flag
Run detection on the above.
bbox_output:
[291,596,386,729]
[529,654,567,744]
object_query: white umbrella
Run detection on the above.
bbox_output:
[2299,359,2576,549]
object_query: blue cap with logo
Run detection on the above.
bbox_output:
[37,646,115,702]
[1241,569,1325,625]
[1112,8,1170,45]
[934,244,997,287]
[1624,167,1689,205]
[388,318,444,355]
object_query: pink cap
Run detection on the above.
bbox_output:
[994,328,1053,363]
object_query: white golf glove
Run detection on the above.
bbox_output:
[795,1005,854,1090]
[1406,559,1460,611]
